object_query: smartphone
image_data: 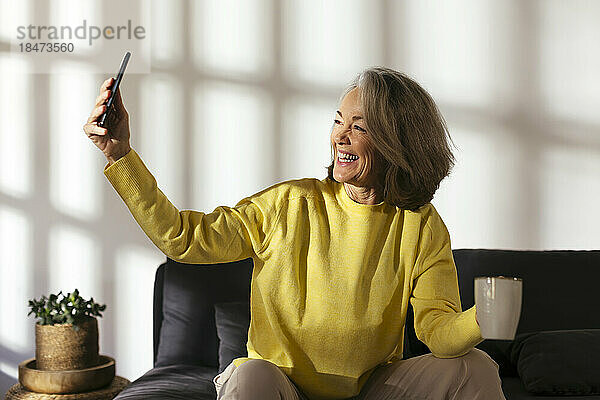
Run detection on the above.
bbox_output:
[98,51,131,128]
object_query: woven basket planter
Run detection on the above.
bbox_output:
[35,316,99,371]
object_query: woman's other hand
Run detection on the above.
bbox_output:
[83,77,131,165]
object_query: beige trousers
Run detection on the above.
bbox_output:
[213,348,506,400]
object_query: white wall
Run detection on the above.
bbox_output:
[1,0,599,393]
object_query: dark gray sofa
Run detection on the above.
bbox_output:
[114,249,600,399]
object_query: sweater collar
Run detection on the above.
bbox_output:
[333,180,389,214]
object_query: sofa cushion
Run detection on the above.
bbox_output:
[214,301,250,373]
[155,259,252,368]
[509,329,600,395]
[113,364,218,400]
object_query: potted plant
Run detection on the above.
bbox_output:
[28,289,106,371]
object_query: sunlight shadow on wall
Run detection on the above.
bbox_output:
[434,124,525,249]
[192,82,275,210]
[192,0,273,78]
[49,63,103,221]
[282,0,383,88]
[400,0,504,109]
[150,0,183,67]
[540,145,600,249]
[139,75,185,207]
[48,224,101,300]
[49,0,100,57]
[538,1,600,125]
[0,362,17,381]
[0,56,32,198]
[114,245,160,381]
[281,96,335,180]
[0,1,30,42]
[0,206,34,353]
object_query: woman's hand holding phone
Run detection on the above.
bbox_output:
[83,77,131,165]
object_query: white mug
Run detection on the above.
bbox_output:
[475,276,523,340]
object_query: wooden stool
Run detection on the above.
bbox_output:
[4,376,130,400]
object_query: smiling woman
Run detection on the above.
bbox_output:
[327,67,457,211]
[330,87,386,205]
[88,65,504,400]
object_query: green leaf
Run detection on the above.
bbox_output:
[27,289,106,322]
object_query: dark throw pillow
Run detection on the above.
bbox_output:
[214,301,251,373]
[509,329,600,395]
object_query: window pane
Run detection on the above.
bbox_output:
[282,0,383,87]
[140,75,185,207]
[49,63,102,220]
[193,0,273,77]
[539,0,600,124]
[192,82,275,210]
[540,144,600,249]
[281,96,334,180]
[434,125,527,249]
[0,56,32,198]
[0,206,33,353]
[114,245,159,381]
[398,0,509,108]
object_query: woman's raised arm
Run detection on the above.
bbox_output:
[103,149,277,263]
[86,79,276,263]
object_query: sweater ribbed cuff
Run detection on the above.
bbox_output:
[103,148,152,201]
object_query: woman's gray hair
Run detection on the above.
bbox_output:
[326,66,457,211]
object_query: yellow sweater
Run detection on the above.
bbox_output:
[104,149,483,400]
